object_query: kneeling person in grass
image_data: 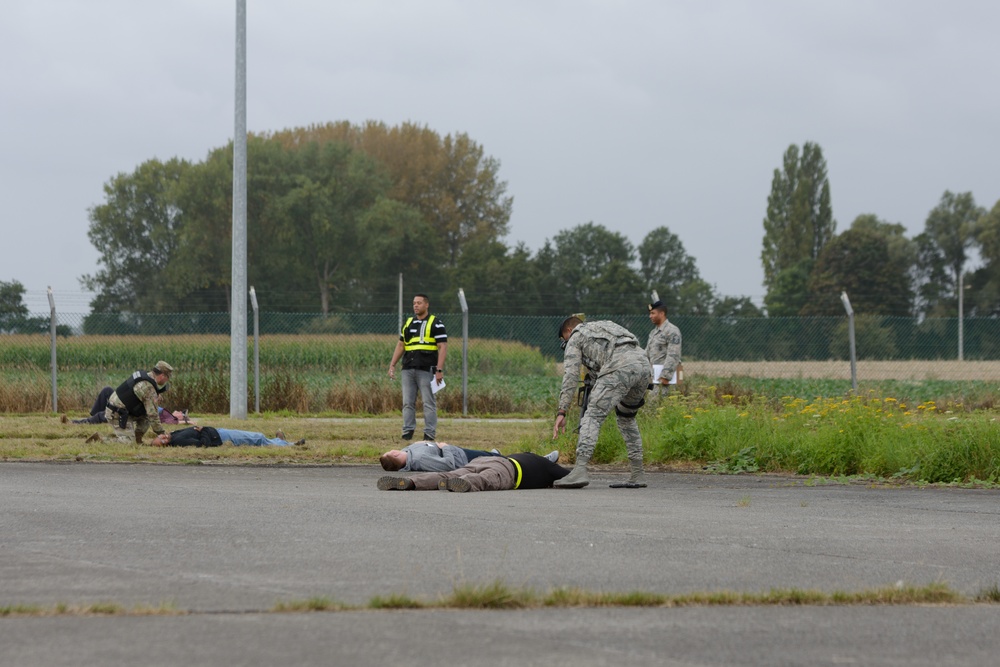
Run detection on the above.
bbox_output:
[378,452,569,492]
[150,426,305,447]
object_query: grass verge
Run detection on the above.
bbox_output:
[3,581,991,617]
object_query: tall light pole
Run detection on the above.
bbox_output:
[230,0,248,418]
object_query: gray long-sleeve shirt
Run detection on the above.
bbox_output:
[401,442,469,472]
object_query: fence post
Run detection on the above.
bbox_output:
[249,286,260,414]
[398,273,403,333]
[840,291,857,391]
[47,287,57,413]
[458,288,469,416]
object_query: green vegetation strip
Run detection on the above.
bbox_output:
[4,582,999,617]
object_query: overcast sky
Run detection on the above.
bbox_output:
[3,0,998,314]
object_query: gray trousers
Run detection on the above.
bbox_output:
[401,368,437,437]
[407,457,516,491]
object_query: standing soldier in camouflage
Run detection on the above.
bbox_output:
[646,300,682,397]
[100,361,174,444]
[552,317,651,489]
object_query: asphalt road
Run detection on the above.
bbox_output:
[2,462,999,666]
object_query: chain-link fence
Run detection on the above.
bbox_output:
[3,312,1000,413]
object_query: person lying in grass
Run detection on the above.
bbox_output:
[377,451,569,492]
[146,426,305,447]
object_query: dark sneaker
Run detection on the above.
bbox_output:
[422,432,435,441]
[294,439,306,446]
[402,431,414,440]
[377,476,415,491]
[445,477,473,493]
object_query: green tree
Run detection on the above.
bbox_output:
[355,196,445,309]
[538,222,644,313]
[83,158,190,312]
[713,296,763,319]
[0,279,30,333]
[918,191,986,317]
[760,142,835,293]
[270,141,390,315]
[448,240,544,315]
[763,259,813,316]
[268,122,513,268]
[801,227,912,316]
[967,198,1000,316]
[637,226,704,307]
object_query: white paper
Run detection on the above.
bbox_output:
[652,365,678,385]
[431,378,446,395]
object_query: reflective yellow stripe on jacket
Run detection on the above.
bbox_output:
[402,315,439,352]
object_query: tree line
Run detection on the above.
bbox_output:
[79,120,749,320]
[40,123,999,323]
[761,142,1000,318]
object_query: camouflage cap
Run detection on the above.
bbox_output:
[153,360,174,376]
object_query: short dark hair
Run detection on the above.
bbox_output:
[380,452,403,471]
[559,315,583,337]
[414,293,430,303]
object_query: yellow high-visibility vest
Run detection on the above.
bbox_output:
[402,315,439,353]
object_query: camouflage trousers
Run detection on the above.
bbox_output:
[576,351,651,465]
[103,407,155,444]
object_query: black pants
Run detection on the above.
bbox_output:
[73,386,114,424]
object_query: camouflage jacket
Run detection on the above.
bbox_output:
[109,377,165,433]
[558,321,641,412]
[647,318,682,379]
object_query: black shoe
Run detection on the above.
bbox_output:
[402,431,414,440]
[377,476,415,491]
[422,432,435,441]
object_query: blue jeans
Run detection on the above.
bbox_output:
[401,368,437,438]
[216,428,291,447]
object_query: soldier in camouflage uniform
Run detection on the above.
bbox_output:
[646,300,682,397]
[552,317,651,489]
[98,361,174,445]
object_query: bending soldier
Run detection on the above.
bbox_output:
[103,361,173,444]
[553,317,650,489]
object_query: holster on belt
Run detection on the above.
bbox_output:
[116,408,129,430]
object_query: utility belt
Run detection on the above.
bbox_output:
[403,365,435,373]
